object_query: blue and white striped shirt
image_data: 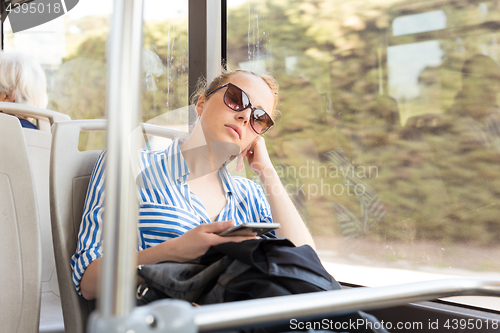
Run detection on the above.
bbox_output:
[71,139,273,295]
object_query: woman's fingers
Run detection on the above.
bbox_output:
[198,220,235,233]
[214,235,258,244]
[201,221,257,243]
[236,137,259,172]
[172,221,257,262]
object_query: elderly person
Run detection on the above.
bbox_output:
[0,51,48,128]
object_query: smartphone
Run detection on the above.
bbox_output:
[218,222,280,237]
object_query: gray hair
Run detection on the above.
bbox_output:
[0,52,48,108]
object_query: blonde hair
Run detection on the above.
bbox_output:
[0,52,48,108]
[191,68,279,118]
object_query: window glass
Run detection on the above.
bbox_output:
[392,11,446,36]
[227,0,500,310]
[142,0,189,138]
[4,1,112,123]
[4,0,188,150]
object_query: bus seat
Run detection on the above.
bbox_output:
[0,112,42,333]
[0,102,69,332]
[25,126,66,333]
[49,119,189,333]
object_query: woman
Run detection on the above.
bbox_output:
[0,51,48,128]
[72,69,315,300]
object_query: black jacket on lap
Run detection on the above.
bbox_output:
[138,238,339,304]
[137,238,388,333]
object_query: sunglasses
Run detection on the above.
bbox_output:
[206,83,274,134]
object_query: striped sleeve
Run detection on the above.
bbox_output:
[70,150,107,296]
[233,176,273,224]
[254,181,273,224]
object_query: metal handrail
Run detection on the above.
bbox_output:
[0,101,70,124]
[51,119,189,140]
[192,278,500,331]
[141,123,190,140]
[95,277,500,332]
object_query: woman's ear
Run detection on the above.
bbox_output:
[0,90,15,102]
[196,95,206,116]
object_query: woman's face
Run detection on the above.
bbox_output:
[196,72,274,152]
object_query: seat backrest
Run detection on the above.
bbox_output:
[25,125,67,333]
[0,102,70,331]
[0,101,71,132]
[49,119,189,333]
[0,113,42,333]
[0,103,70,286]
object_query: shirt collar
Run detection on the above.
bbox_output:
[218,163,236,195]
[166,138,190,183]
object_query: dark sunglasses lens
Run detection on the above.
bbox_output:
[225,85,249,111]
[252,108,274,133]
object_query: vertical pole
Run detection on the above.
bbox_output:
[188,0,206,129]
[221,0,227,70]
[1,1,5,50]
[188,0,222,129]
[98,0,143,320]
[206,0,222,82]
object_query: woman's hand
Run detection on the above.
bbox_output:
[237,136,273,176]
[167,220,256,262]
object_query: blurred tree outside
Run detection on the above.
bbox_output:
[226,0,500,251]
[49,15,188,125]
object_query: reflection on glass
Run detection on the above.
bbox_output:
[4,0,189,142]
[142,0,188,133]
[227,0,500,309]
[392,11,446,36]
[388,40,443,123]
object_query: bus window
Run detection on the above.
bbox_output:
[227,0,500,310]
[3,0,189,151]
[141,0,189,140]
